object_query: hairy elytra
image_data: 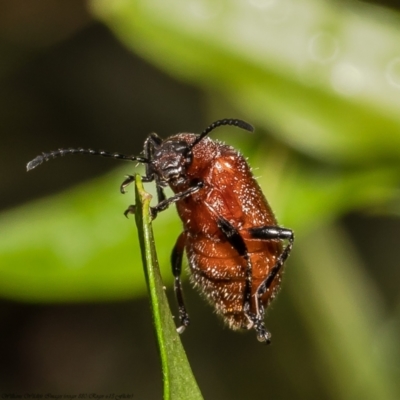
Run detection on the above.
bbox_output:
[27,119,294,343]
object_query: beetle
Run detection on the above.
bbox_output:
[27,118,294,343]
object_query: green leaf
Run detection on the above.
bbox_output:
[133,174,203,400]
[291,224,400,400]
[0,168,180,302]
[91,0,400,164]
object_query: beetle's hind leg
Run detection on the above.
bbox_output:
[248,226,294,300]
[171,231,190,333]
[246,225,294,343]
[217,217,272,343]
[243,302,271,344]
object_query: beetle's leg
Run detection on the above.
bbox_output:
[217,217,271,343]
[155,176,166,203]
[121,177,167,218]
[217,217,252,306]
[123,205,136,218]
[123,179,166,217]
[120,135,158,194]
[120,173,156,194]
[247,226,294,330]
[244,304,271,344]
[121,133,167,209]
[171,231,189,333]
[143,131,161,166]
[143,132,162,184]
[121,176,165,205]
[248,226,294,297]
[144,137,166,201]
[120,175,135,194]
[150,180,203,219]
[121,175,152,216]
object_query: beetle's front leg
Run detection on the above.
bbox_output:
[171,231,190,333]
[150,181,204,219]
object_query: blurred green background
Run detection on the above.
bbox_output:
[1,0,400,398]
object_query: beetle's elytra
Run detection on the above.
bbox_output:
[27,119,294,343]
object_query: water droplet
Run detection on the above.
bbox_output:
[308,32,339,64]
[331,63,364,96]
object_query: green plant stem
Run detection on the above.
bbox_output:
[133,174,203,400]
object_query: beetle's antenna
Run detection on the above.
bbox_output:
[26,148,149,171]
[190,118,254,149]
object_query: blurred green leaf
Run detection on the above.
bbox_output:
[255,147,400,228]
[0,168,180,302]
[291,224,400,400]
[91,0,400,164]
[134,174,203,400]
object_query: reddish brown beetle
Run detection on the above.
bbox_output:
[27,119,294,343]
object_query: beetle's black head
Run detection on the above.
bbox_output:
[151,139,193,185]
